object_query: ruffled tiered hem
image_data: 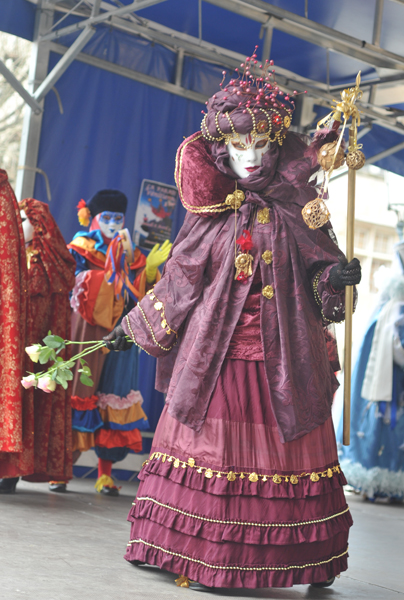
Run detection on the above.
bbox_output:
[139,452,347,499]
[125,445,351,588]
[124,359,351,588]
[126,536,348,589]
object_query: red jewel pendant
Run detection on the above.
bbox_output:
[234,230,254,282]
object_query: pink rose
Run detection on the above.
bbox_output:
[21,375,37,389]
[37,376,57,393]
[25,344,42,363]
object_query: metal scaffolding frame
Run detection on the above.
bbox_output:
[7,0,404,199]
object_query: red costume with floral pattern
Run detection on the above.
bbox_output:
[0,170,33,476]
[0,193,76,481]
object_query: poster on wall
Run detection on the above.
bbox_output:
[132,179,178,251]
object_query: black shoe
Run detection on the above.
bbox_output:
[311,576,335,588]
[0,477,19,494]
[188,581,214,592]
[49,482,67,493]
[101,485,120,496]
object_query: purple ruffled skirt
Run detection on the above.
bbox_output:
[125,359,352,588]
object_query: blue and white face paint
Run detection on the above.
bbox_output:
[98,211,124,239]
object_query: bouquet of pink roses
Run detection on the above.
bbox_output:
[21,333,127,393]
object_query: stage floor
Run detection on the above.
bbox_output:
[1,478,402,600]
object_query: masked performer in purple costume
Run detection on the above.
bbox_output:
[105,56,361,590]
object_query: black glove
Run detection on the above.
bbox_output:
[103,324,133,351]
[329,256,361,290]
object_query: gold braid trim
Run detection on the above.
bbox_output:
[125,314,152,356]
[143,452,342,484]
[134,496,350,528]
[312,268,324,307]
[174,134,231,215]
[312,267,340,323]
[312,267,356,324]
[138,305,177,353]
[127,538,349,572]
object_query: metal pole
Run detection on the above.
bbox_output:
[15,1,54,201]
[343,126,356,446]
[0,60,43,114]
[34,26,95,102]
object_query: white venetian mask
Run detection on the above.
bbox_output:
[20,209,34,244]
[226,133,269,179]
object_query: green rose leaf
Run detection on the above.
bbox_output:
[55,375,68,390]
[43,335,66,350]
[38,347,55,364]
[80,373,94,387]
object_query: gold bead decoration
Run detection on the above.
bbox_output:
[225,189,245,210]
[346,150,365,170]
[188,458,195,468]
[262,250,273,265]
[317,141,345,171]
[262,285,274,300]
[227,471,236,482]
[272,474,282,484]
[249,472,259,483]
[257,207,270,224]
[301,198,330,230]
[290,475,299,485]
[327,468,333,478]
[284,115,291,128]
[240,473,245,479]
[310,472,320,482]
[205,469,214,479]
[154,301,163,310]
[173,458,180,468]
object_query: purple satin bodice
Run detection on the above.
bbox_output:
[226,268,264,361]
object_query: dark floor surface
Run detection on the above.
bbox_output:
[0,479,402,600]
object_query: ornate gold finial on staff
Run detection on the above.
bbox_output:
[302,71,365,231]
[303,72,365,446]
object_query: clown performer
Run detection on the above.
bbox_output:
[66,189,171,496]
[0,187,76,492]
[338,241,404,501]
[105,53,362,591]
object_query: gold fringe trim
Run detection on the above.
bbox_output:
[134,496,350,528]
[174,134,231,215]
[143,452,342,485]
[127,538,349,572]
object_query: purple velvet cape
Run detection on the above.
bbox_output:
[122,134,349,443]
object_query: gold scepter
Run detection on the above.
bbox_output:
[342,74,365,445]
[301,72,365,446]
